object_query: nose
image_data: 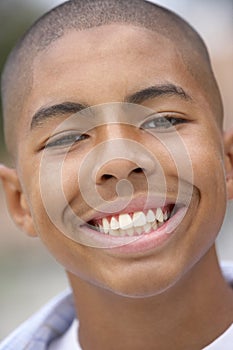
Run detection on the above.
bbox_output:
[95,159,144,185]
[91,138,157,187]
[78,138,161,206]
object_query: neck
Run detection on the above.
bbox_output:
[67,249,233,350]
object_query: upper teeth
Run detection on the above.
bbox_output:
[93,208,169,237]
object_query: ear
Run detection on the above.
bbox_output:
[224,128,233,200]
[0,164,37,237]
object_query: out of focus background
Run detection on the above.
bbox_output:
[0,0,233,340]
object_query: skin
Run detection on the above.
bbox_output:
[1,24,233,349]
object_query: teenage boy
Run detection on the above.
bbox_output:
[0,1,233,349]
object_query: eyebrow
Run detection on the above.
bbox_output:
[30,83,191,130]
[30,102,88,129]
[125,83,191,104]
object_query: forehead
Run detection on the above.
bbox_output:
[36,23,174,62]
[29,24,191,104]
[18,22,215,135]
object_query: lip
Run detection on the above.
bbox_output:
[77,205,187,254]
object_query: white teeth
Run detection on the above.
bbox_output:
[93,207,170,237]
[119,229,127,236]
[135,227,143,235]
[102,218,109,234]
[110,216,119,230]
[152,221,158,230]
[155,207,164,222]
[144,223,152,233]
[132,211,147,227]
[109,229,119,236]
[119,213,133,229]
[146,209,156,223]
[126,228,135,236]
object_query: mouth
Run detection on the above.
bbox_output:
[74,198,188,252]
[86,204,176,237]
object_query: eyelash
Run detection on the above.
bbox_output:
[44,133,89,148]
[140,115,187,130]
[43,115,187,149]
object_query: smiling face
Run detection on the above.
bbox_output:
[5,24,229,297]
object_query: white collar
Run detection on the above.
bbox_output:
[48,319,81,350]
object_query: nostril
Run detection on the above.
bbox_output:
[132,167,144,174]
[96,164,146,185]
[101,174,114,181]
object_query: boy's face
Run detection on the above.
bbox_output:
[3,25,231,296]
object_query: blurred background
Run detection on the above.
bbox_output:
[0,0,232,340]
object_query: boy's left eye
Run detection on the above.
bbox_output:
[140,115,187,130]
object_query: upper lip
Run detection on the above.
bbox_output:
[80,193,187,225]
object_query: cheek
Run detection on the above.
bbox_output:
[185,130,227,226]
[31,154,83,228]
[21,171,91,278]
[191,138,225,192]
[61,156,83,197]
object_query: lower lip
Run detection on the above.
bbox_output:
[79,206,187,255]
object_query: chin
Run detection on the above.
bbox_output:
[100,275,177,299]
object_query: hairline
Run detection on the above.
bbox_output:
[1,0,223,158]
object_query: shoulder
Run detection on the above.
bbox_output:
[0,289,75,350]
[221,260,233,288]
[203,323,233,349]
[202,261,233,349]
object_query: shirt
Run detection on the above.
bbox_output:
[48,319,80,350]
[49,318,233,350]
[1,261,233,350]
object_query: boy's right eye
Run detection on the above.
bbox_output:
[44,132,89,149]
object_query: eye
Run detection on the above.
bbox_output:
[141,115,187,130]
[44,132,89,149]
